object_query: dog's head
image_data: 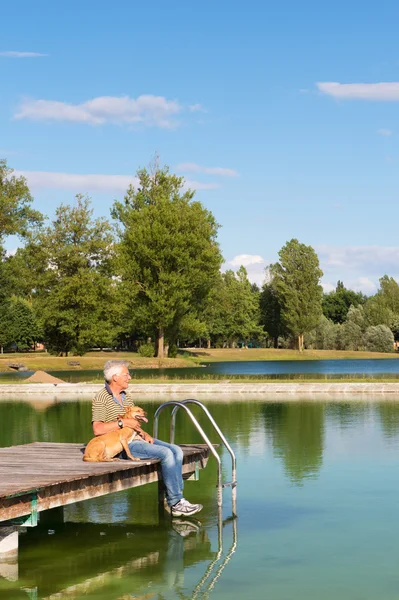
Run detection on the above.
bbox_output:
[123,405,148,423]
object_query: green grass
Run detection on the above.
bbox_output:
[45,373,399,384]
[182,348,399,362]
[0,350,199,373]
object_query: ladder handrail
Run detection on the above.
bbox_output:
[169,399,237,485]
[153,401,223,507]
[170,399,237,517]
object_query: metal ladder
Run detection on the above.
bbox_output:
[153,399,237,517]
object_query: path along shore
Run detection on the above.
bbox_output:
[2,382,399,401]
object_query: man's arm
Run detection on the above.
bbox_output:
[92,419,154,443]
[93,420,121,436]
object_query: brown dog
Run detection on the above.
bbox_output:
[83,405,148,462]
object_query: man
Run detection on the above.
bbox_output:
[91,359,203,518]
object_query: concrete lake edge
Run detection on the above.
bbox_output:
[2,382,399,400]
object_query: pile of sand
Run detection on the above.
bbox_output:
[25,370,65,384]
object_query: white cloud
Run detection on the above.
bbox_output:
[377,128,392,136]
[16,170,138,193]
[15,95,183,128]
[229,254,264,267]
[15,170,219,193]
[317,82,399,101]
[317,244,399,274]
[321,277,377,295]
[355,277,378,294]
[184,179,219,190]
[317,245,399,293]
[224,255,267,286]
[321,281,335,293]
[0,51,47,58]
[176,162,239,177]
[189,103,207,112]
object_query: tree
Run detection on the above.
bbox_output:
[223,267,262,346]
[201,268,262,348]
[337,304,366,351]
[364,276,399,339]
[0,159,42,240]
[27,195,118,355]
[305,315,338,350]
[340,320,363,351]
[364,325,394,353]
[259,278,285,347]
[270,239,323,351]
[322,281,366,324]
[7,296,41,350]
[364,296,396,329]
[378,275,399,313]
[112,166,222,358]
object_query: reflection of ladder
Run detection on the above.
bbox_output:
[191,516,238,600]
[153,399,237,517]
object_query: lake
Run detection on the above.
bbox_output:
[2,358,399,382]
[2,396,399,599]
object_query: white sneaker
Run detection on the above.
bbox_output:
[171,519,201,537]
[171,498,203,518]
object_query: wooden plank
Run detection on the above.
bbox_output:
[0,443,213,522]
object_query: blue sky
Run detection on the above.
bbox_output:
[2,0,399,294]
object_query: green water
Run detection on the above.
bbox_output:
[2,398,399,599]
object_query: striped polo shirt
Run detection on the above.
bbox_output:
[92,383,135,423]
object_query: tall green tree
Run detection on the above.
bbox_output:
[364,276,399,338]
[26,195,118,355]
[202,268,261,348]
[270,239,323,351]
[222,267,262,346]
[259,278,286,347]
[0,161,42,352]
[7,296,41,350]
[112,166,222,358]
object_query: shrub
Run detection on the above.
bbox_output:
[364,325,394,353]
[138,343,154,357]
[168,344,178,358]
[341,321,363,351]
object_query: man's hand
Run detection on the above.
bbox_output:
[122,418,144,433]
[120,418,154,443]
[141,431,154,444]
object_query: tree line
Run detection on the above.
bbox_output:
[0,158,398,356]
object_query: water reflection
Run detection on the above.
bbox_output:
[262,403,325,484]
[5,398,399,599]
[0,513,238,600]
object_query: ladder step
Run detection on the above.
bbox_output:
[219,481,237,488]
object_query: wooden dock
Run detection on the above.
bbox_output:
[0,442,212,524]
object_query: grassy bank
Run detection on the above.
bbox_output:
[4,372,399,384]
[0,348,398,377]
[0,351,198,373]
[183,348,399,362]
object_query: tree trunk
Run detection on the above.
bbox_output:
[273,336,278,349]
[297,334,304,352]
[207,339,211,349]
[157,327,164,359]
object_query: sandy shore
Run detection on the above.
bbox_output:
[2,382,399,401]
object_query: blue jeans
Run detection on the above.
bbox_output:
[128,438,184,506]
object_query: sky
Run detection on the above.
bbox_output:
[1,0,399,295]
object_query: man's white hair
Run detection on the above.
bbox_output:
[103,360,130,383]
